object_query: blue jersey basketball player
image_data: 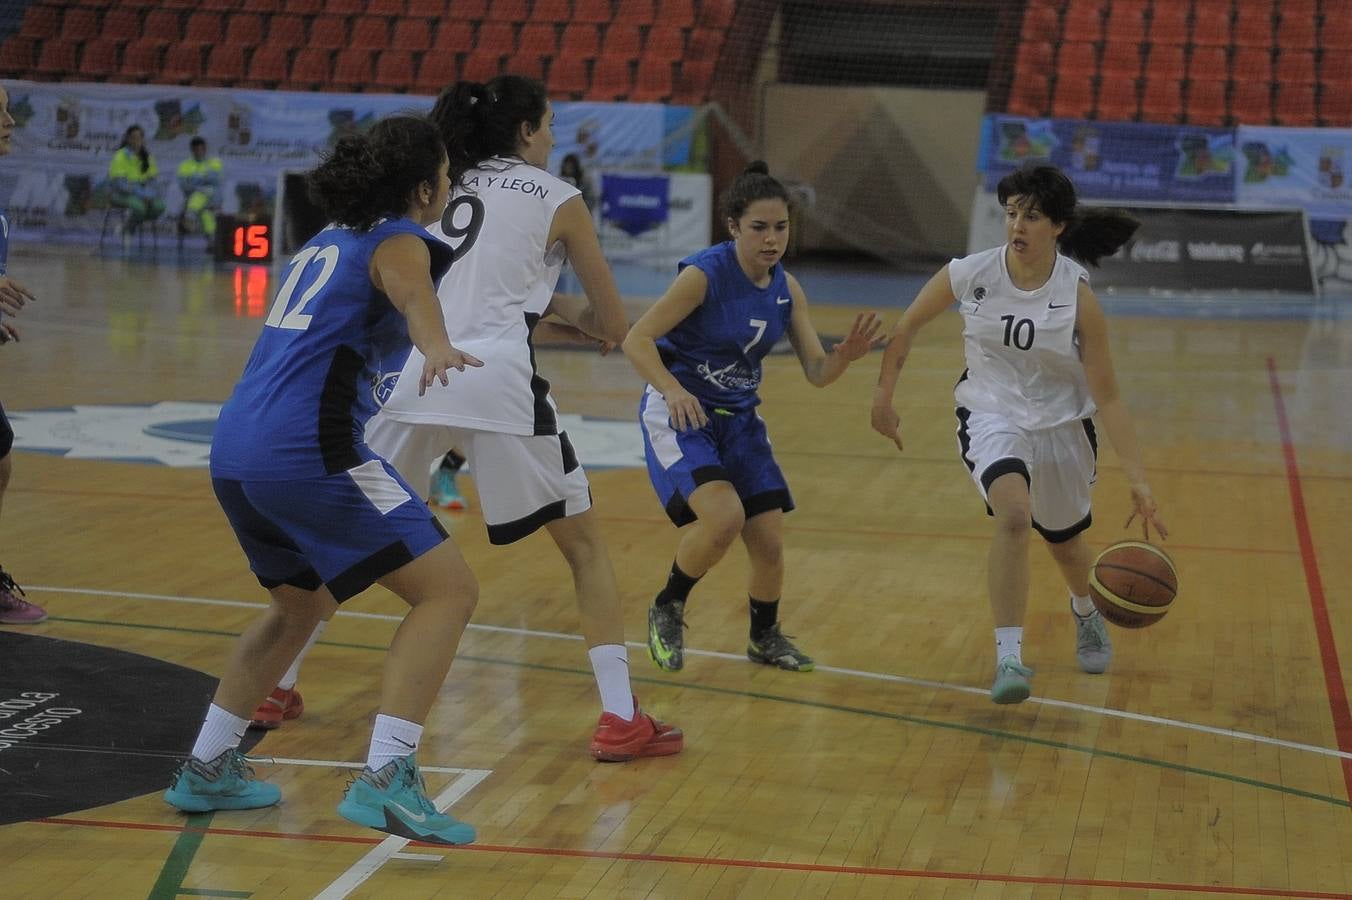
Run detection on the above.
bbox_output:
[165,116,487,846]
[623,162,882,674]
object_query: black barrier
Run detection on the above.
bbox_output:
[1093,205,1316,295]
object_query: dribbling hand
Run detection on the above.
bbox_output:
[664,386,708,432]
[1124,484,1169,541]
[870,401,904,451]
[419,346,484,396]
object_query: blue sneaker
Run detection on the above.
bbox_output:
[164,749,281,812]
[337,755,476,845]
[990,656,1034,705]
[429,469,467,511]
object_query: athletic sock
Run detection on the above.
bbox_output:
[191,704,248,763]
[587,644,635,719]
[995,627,1024,665]
[367,714,423,772]
[654,561,699,608]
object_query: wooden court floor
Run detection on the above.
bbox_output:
[2,245,1352,899]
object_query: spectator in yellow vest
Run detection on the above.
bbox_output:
[108,124,165,233]
[177,136,223,241]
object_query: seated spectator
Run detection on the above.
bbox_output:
[108,124,165,234]
[177,137,224,244]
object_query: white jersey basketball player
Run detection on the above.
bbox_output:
[871,163,1168,705]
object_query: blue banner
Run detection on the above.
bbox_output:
[980,115,1237,204]
[600,173,669,237]
[1235,126,1352,219]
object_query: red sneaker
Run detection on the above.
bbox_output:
[0,567,46,624]
[589,696,683,762]
[249,686,304,730]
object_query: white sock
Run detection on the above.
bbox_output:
[995,627,1023,665]
[1071,592,1096,617]
[191,704,249,763]
[367,714,423,772]
[278,620,327,691]
[588,644,635,719]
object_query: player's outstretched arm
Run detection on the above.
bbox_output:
[870,265,955,451]
[1076,281,1168,540]
[549,196,628,345]
[622,265,710,432]
[371,233,483,394]
[783,273,882,388]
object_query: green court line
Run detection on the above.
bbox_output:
[48,615,1352,810]
[177,890,252,898]
[147,811,214,900]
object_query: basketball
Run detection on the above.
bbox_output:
[1088,541,1178,629]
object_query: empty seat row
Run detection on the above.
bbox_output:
[1023,41,1335,85]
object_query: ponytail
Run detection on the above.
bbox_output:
[997,163,1138,267]
[721,160,790,222]
[1058,208,1139,267]
[430,75,548,185]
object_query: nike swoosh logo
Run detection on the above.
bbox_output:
[393,737,416,749]
[776,296,791,304]
[1048,303,1072,309]
[388,798,430,824]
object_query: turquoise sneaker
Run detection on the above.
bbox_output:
[990,656,1034,704]
[429,468,467,511]
[338,755,476,845]
[164,749,281,812]
[1073,605,1112,674]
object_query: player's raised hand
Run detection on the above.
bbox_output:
[832,312,884,362]
[1124,483,1168,541]
[419,345,484,396]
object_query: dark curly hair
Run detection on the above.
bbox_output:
[721,160,791,222]
[306,115,446,232]
[430,75,548,185]
[997,163,1139,267]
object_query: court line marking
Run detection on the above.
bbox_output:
[32,815,1352,899]
[27,584,1352,763]
[315,769,490,900]
[1266,356,1352,804]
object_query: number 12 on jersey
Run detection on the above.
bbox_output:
[265,245,341,331]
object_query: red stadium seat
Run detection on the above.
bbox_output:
[686,26,724,61]
[19,4,61,40]
[615,0,654,25]
[547,55,589,97]
[571,0,611,24]
[1187,46,1227,82]
[1274,83,1316,127]
[100,8,140,43]
[518,23,559,55]
[1020,5,1058,42]
[1056,41,1096,78]
[505,51,547,80]
[35,38,79,79]
[657,0,695,28]
[268,15,307,47]
[1095,77,1138,121]
[696,0,733,29]
[1014,40,1054,76]
[1006,72,1050,117]
[1231,3,1273,49]
[1190,1,1231,47]
[1103,0,1146,44]
[1230,81,1272,124]
[406,0,448,16]
[331,49,374,91]
[309,16,350,50]
[672,59,713,104]
[1275,50,1316,86]
[80,39,122,79]
[1144,44,1184,80]
[435,21,475,53]
[224,13,265,47]
[141,9,183,45]
[324,0,365,15]
[119,39,164,80]
[631,57,671,101]
[392,17,435,52]
[645,25,685,62]
[484,0,528,22]
[350,17,390,50]
[202,43,246,85]
[531,0,572,22]
[1060,1,1103,43]
[1051,76,1093,119]
[1320,82,1352,127]
[560,24,599,57]
[242,44,289,87]
[476,21,516,54]
[0,36,37,78]
[162,43,205,83]
[1323,15,1352,52]
[1185,79,1226,125]
[61,7,100,42]
[1139,77,1182,123]
[590,56,631,100]
[239,0,286,11]
[1230,47,1271,84]
[460,49,503,82]
[184,11,224,44]
[603,24,641,59]
[1098,41,1141,80]
[448,0,487,17]
[1275,8,1317,50]
[289,47,333,90]
[414,50,458,93]
[372,49,414,91]
[367,0,408,15]
[1146,1,1187,45]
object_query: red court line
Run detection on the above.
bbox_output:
[34,816,1352,898]
[1266,356,1352,804]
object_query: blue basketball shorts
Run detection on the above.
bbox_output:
[639,385,794,527]
[212,458,449,603]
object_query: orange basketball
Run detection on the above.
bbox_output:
[1088,540,1178,628]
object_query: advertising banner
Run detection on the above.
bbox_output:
[1235,125,1352,219]
[0,80,691,244]
[597,172,711,267]
[979,115,1237,204]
